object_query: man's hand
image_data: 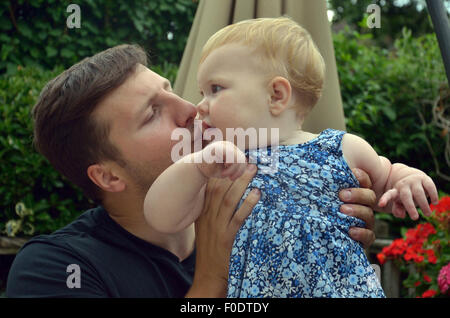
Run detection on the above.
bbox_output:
[339,168,377,249]
[186,164,260,298]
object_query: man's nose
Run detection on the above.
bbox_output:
[171,93,197,128]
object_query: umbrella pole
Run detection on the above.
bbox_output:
[426,0,450,84]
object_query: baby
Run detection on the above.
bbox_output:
[144,17,438,297]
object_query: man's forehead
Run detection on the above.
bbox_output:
[122,64,161,94]
[102,65,168,106]
[93,65,155,121]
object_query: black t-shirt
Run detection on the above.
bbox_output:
[6,206,195,298]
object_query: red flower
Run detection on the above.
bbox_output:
[404,253,412,261]
[414,255,424,264]
[381,222,439,266]
[421,289,437,298]
[379,196,449,298]
[430,196,450,213]
[390,239,407,256]
[430,197,450,229]
[423,274,432,283]
[425,249,437,264]
[377,252,386,265]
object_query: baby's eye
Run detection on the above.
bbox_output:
[211,84,224,94]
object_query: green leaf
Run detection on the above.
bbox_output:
[17,22,33,38]
[133,20,144,33]
[0,33,10,42]
[1,44,13,61]
[6,62,17,75]
[30,47,40,58]
[60,48,74,59]
[381,107,397,121]
[0,18,12,30]
[45,46,58,58]
[38,32,47,40]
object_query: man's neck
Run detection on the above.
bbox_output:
[103,193,195,261]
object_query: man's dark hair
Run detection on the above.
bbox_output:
[32,44,148,202]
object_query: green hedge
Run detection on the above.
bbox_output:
[0,0,198,74]
[0,66,86,236]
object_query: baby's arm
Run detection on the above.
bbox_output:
[342,133,438,220]
[143,154,208,234]
[144,141,247,233]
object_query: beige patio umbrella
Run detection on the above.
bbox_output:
[174,0,345,133]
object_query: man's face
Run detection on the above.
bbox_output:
[94,64,197,194]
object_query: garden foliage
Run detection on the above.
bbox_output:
[0,66,87,236]
[0,0,198,74]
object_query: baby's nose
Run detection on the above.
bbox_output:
[196,99,209,117]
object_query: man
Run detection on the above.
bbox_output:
[7,44,377,297]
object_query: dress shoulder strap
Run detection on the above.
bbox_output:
[313,128,347,155]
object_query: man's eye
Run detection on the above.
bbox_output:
[211,84,223,94]
[144,106,158,124]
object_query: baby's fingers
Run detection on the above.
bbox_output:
[399,187,419,220]
[412,183,432,217]
[423,176,439,205]
[378,189,398,208]
[392,201,406,219]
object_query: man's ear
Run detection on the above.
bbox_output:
[268,76,292,116]
[87,163,126,193]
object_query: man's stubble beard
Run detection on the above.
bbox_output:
[122,159,164,197]
[121,138,201,197]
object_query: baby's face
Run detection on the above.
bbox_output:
[197,44,274,145]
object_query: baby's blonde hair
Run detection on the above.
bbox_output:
[200,17,325,112]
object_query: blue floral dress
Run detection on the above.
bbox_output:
[227,129,385,298]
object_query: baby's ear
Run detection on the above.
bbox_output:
[268,76,292,116]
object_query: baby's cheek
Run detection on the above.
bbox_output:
[209,107,226,126]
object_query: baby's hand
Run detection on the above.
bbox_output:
[197,141,248,180]
[378,172,438,220]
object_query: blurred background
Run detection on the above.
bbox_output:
[0,0,449,297]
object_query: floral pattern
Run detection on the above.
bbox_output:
[227,129,385,298]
